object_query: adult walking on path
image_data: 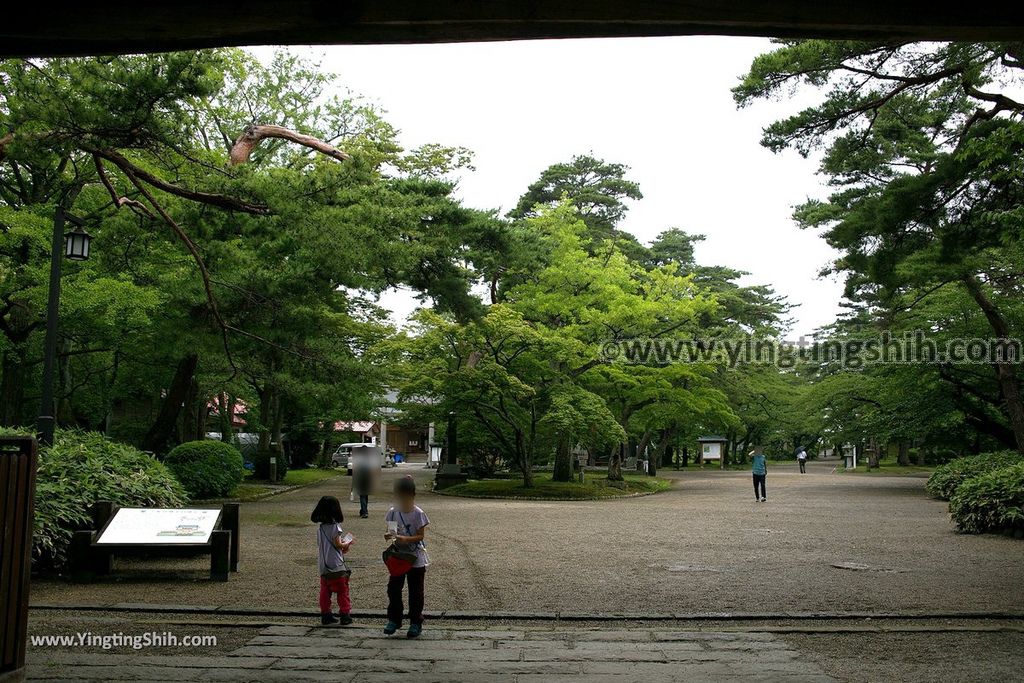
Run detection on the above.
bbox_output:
[350,445,378,518]
[751,446,767,502]
[797,446,808,474]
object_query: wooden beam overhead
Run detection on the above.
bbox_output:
[3,1,1024,57]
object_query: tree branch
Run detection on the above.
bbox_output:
[229,124,351,166]
[91,148,271,215]
[93,154,154,218]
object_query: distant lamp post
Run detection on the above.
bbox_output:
[37,207,92,447]
[434,410,468,489]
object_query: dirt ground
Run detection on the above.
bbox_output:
[782,630,1024,683]
[30,460,1024,616]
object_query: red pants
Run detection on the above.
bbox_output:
[319,575,351,615]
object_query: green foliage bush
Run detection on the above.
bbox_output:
[925,451,1022,500]
[165,440,245,498]
[949,462,1024,535]
[0,428,186,567]
[252,448,289,481]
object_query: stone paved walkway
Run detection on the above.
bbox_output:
[26,624,836,682]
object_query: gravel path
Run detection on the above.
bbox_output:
[31,461,1024,616]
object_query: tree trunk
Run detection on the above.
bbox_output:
[257,385,273,452]
[521,461,534,487]
[196,396,208,440]
[867,438,880,469]
[519,430,534,487]
[141,353,198,454]
[962,274,1024,453]
[271,391,284,455]
[607,441,624,481]
[552,433,572,482]
[897,441,910,466]
[0,349,27,427]
[179,374,200,443]
[217,392,235,443]
[103,350,121,434]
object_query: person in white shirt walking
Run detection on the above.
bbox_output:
[797,447,808,474]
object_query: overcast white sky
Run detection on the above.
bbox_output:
[253,37,844,338]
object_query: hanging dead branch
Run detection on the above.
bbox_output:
[229,124,351,166]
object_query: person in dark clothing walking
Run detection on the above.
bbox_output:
[352,462,373,518]
[751,446,767,502]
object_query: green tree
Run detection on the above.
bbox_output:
[510,154,647,260]
[736,40,1024,452]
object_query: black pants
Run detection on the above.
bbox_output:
[753,474,766,500]
[387,566,426,625]
[798,459,806,474]
[359,494,369,516]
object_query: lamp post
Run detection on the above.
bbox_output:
[434,410,468,489]
[37,206,92,447]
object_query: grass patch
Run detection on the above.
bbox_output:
[442,472,671,500]
[226,484,273,502]
[842,462,936,476]
[216,468,342,502]
[281,468,343,486]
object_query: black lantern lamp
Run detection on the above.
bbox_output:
[64,224,92,261]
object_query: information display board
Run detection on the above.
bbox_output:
[96,508,221,545]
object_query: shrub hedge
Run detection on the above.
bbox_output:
[0,428,186,567]
[165,440,245,499]
[925,451,1022,500]
[949,462,1024,535]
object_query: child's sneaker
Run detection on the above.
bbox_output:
[407,623,422,639]
[320,613,339,626]
[383,621,399,635]
[338,614,353,626]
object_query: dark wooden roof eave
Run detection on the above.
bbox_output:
[4,1,1024,58]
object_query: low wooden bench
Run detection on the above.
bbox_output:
[69,501,239,582]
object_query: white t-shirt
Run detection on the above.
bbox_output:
[797,450,807,460]
[317,522,349,576]
[386,505,430,568]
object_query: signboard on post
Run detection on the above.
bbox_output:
[697,436,729,469]
[96,508,221,545]
[71,503,239,581]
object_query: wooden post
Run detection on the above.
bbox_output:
[69,531,111,582]
[221,503,240,572]
[210,530,231,581]
[90,501,116,531]
[1,437,38,681]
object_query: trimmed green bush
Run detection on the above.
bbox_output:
[925,451,1022,500]
[949,462,1024,535]
[165,440,245,498]
[0,428,186,567]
